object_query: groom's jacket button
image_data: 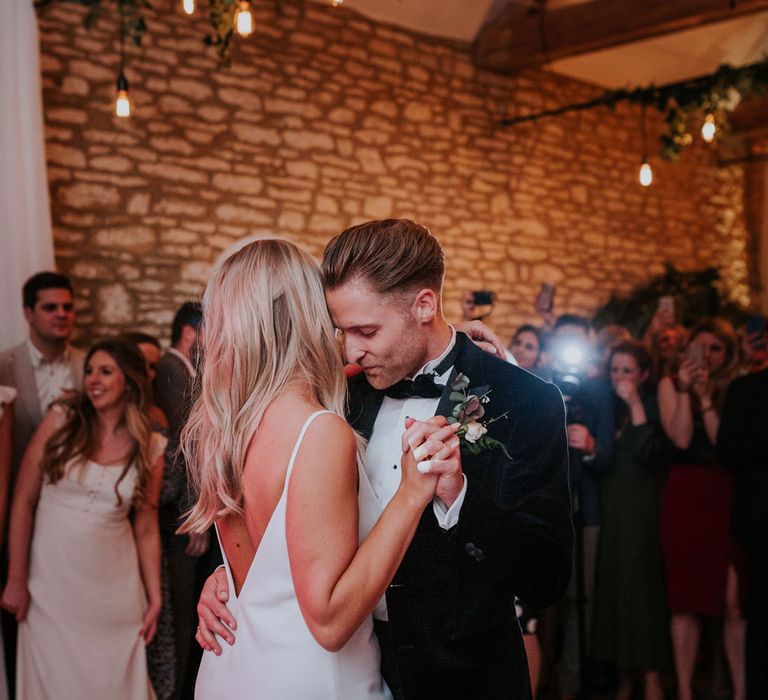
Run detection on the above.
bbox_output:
[464,542,485,561]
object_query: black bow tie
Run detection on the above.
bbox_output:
[385,373,444,400]
[383,340,460,401]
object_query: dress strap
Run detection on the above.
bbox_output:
[283,410,335,484]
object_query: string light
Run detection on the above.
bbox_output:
[114,13,130,118]
[639,160,653,187]
[182,0,195,15]
[115,72,131,117]
[638,103,652,187]
[233,0,254,37]
[701,113,716,143]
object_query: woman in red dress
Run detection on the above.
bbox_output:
[658,317,744,700]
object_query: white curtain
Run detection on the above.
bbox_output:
[0,0,55,349]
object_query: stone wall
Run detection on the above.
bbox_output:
[36,0,751,346]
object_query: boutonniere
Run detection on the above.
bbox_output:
[446,373,511,459]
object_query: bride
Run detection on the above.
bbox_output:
[180,239,457,699]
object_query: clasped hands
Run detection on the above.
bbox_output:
[195,415,464,655]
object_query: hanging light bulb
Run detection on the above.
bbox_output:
[182,0,195,14]
[331,0,343,6]
[639,158,653,187]
[115,71,131,118]
[701,113,716,143]
[233,0,254,37]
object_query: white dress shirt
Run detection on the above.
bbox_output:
[365,327,468,620]
[27,340,77,414]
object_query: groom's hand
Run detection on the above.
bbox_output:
[403,416,464,508]
[196,566,236,655]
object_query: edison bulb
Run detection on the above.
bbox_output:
[234,1,254,37]
[639,160,653,187]
[115,89,131,118]
[182,0,194,14]
[701,114,716,143]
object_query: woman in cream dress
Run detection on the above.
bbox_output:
[2,340,163,699]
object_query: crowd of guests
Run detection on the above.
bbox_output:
[466,296,766,700]
[0,270,765,699]
[0,272,217,699]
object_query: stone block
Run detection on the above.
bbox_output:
[60,182,120,209]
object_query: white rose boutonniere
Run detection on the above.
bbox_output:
[446,373,511,459]
[464,421,488,443]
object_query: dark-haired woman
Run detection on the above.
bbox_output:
[591,341,670,700]
[1,340,164,699]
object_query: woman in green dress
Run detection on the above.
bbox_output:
[591,340,671,700]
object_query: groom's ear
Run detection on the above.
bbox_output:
[411,288,438,324]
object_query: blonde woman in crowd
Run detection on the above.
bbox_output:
[658,318,744,700]
[1,339,164,699]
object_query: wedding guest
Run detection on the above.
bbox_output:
[0,272,84,481]
[718,363,768,699]
[1,340,163,698]
[155,302,212,700]
[510,324,543,372]
[591,341,670,700]
[648,325,688,388]
[658,317,744,700]
[0,270,84,692]
[119,332,168,430]
[545,314,614,700]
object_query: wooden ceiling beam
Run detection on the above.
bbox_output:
[473,0,768,74]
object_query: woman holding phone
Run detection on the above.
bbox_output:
[657,318,744,700]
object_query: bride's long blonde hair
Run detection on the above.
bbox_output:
[180,239,350,534]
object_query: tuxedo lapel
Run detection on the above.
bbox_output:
[433,333,488,422]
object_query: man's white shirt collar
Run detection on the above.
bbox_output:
[168,347,197,379]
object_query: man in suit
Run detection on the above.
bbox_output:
[195,220,572,699]
[155,301,215,699]
[718,365,768,700]
[0,271,84,480]
[0,270,84,693]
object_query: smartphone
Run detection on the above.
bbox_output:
[535,283,555,313]
[471,290,495,306]
[687,343,704,363]
[658,296,675,314]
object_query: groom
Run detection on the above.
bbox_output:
[197,220,572,699]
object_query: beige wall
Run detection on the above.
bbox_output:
[36,1,751,346]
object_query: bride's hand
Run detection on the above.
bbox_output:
[196,566,237,655]
[399,417,460,508]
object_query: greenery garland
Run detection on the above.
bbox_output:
[502,58,768,161]
[35,0,245,64]
[593,264,746,337]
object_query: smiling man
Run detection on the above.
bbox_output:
[195,220,572,700]
[0,271,84,481]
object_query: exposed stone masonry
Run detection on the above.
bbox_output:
[37,1,750,345]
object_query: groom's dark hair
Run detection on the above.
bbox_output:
[321,219,445,295]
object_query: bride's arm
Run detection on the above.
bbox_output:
[286,413,452,652]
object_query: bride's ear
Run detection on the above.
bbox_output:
[411,288,438,324]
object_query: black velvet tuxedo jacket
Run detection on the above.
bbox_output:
[347,332,572,700]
